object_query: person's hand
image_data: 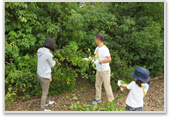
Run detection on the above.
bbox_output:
[94,61,99,65]
[120,87,124,91]
[50,75,52,82]
[83,58,88,61]
[117,80,121,87]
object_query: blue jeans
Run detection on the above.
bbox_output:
[125,104,143,111]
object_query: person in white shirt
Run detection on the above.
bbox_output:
[83,33,114,106]
[118,67,150,111]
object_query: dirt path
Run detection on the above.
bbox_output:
[5,76,164,111]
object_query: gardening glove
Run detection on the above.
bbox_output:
[117,80,121,87]
[83,58,88,61]
[118,80,126,91]
[94,60,99,65]
[120,87,124,91]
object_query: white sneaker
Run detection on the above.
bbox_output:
[44,109,51,111]
[45,100,55,106]
[49,100,55,105]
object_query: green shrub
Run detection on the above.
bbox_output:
[5,2,164,102]
[50,67,77,96]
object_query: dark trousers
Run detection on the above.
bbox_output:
[125,104,143,111]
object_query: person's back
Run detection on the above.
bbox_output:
[126,81,149,108]
[37,37,56,111]
[118,67,150,111]
[37,47,55,79]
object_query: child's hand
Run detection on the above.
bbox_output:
[120,87,124,91]
[118,80,128,90]
[117,80,121,87]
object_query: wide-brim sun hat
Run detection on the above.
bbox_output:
[132,67,150,83]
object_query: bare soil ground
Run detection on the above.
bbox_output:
[5,76,164,111]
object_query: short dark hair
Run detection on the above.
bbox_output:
[95,33,105,42]
[43,37,55,51]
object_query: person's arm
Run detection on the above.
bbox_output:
[98,56,111,64]
[88,55,96,60]
[47,54,56,67]
[83,47,98,61]
[83,55,96,61]
[120,84,128,90]
[97,47,111,64]
[120,81,135,90]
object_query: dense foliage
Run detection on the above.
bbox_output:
[5,2,164,102]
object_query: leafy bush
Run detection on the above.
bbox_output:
[5,2,164,102]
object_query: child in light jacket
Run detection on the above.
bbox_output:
[118,67,150,111]
[37,37,56,111]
